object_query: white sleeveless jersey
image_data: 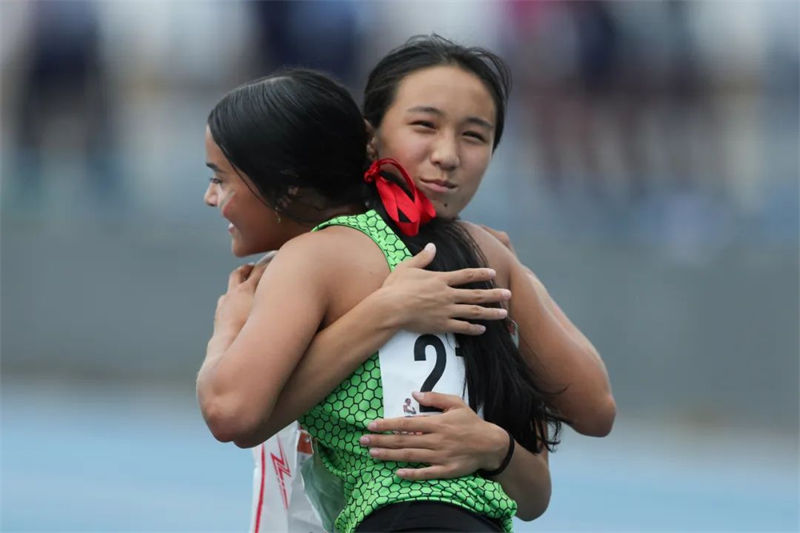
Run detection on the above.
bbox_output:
[249,424,327,533]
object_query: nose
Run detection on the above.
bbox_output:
[204,182,218,207]
[430,133,459,171]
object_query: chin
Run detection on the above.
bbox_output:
[426,199,451,220]
[230,241,251,258]
[434,205,458,220]
[232,239,271,259]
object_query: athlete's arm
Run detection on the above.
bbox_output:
[260,243,511,438]
[485,418,551,521]
[473,223,616,437]
[362,391,551,520]
[197,232,340,448]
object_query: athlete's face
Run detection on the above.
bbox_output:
[369,65,496,220]
[203,127,282,257]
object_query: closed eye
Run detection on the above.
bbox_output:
[209,176,223,185]
[411,120,435,129]
[464,131,487,143]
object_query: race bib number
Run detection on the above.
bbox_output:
[379,331,467,419]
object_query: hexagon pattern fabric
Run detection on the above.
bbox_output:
[301,210,516,533]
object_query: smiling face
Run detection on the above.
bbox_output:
[203,127,284,257]
[369,65,496,219]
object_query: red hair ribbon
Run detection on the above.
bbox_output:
[364,158,436,236]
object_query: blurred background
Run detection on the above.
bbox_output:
[1,0,797,531]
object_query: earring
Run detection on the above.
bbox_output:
[275,211,282,224]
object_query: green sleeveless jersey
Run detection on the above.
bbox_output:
[299,210,516,533]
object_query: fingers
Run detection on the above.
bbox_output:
[443,319,487,336]
[443,267,496,286]
[451,287,511,305]
[254,251,277,266]
[245,263,268,286]
[360,432,433,450]
[450,304,508,322]
[367,415,436,435]
[395,465,453,481]
[396,242,436,270]
[367,446,437,464]
[412,391,468,411]
[227,262,268,292]
[227,264,254,291]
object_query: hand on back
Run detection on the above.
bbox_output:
[360,391,509,480]
[382,243,511,336]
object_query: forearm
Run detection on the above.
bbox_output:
[197,260,329,446]
[482,424,550,520]
[196,328,255,443]
[514,266,615,436]
[261,288,402,437]
[197,328,237,415]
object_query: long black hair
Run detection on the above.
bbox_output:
[207,69,370,220]
[365,35,563,452]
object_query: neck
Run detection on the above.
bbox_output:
[279,202,366,239]
[318,203,365,220]
[289,202,365,227]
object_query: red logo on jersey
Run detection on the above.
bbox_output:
[297,428,314,455]
[270,436,291,510]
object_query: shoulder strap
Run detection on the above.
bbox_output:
[312,210,411,270]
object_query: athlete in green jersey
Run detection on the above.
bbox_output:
[300,210,516,532]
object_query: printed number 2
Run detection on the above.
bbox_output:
[413,334,461,413]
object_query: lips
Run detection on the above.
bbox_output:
[418,178,456,195]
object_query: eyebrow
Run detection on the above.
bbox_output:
[406,106,493,130]
[205,162,224,173]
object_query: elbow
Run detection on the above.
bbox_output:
[592,394,617,437]
[515,478,551,521]
[233,434,266,449]
[200,396,239,443]
[574,394,616,437]
[200,395,264,446]
[516,502,549,522]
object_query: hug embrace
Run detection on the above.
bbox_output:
[197,35,615,533]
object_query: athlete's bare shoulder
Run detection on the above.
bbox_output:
[457,220,514,288]
[276,223,392,324]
